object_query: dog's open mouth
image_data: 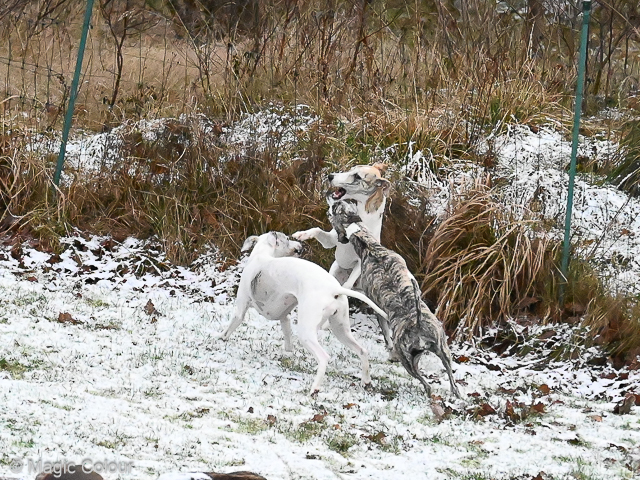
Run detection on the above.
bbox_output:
[331,188,347,200]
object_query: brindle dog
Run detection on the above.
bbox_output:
[329,199,461,398]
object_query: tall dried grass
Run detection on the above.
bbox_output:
[420,184,560,339]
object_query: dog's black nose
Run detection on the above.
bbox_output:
[327,174,334,182]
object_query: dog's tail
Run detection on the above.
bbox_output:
[339,289,388,320]
[410,276,422,327]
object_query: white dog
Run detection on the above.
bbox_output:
[293,163,390,289]
[221,231,388,394]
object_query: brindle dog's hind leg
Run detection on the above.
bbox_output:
[435,340,461,398]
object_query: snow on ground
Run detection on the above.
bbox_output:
[488,124,640,296]
[0,235,639,480]
[220,104,318,158]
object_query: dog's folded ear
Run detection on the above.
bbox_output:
[375,177,391,194]
[365,178,391,214]
[267,231,280,247]
[241,235,260,252]
[372,162,389,176]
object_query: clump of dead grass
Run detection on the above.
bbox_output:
[420,183,560,339]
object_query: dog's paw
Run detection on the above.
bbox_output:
[292,229,315,241]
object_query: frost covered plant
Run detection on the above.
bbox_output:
[421,184,559,338]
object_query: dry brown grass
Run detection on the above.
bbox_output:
[419,184,560,339]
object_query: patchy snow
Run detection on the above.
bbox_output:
[0,235,638,480]
[26,105,318,182]
[221,104,318,157]
[396,123,640,296]
[376,141,485,215]
[487,124,640,296]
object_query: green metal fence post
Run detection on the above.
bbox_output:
[560,0,592,301]
[53,0,95,188]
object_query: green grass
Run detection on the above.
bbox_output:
[0,358,27,378]
[283,420,325,443]
[325,431,359,455]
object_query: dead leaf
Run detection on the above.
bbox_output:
[57,312,83,325]
[537,384,551,395]
[363,431,386,445]
[504,400,517,421]
[609,443,627,453]
[144,300,158,316]
[456,355,470,363]
[47,254,62,264]
[471,403,496,417]
[266,414,277,425]
[10,245,22,260]
[342,403,358,410]
[531,402,546,414]
[311,413,325,423]
[26,276,37,282]
[538,330,556,340]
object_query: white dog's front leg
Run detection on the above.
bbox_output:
[292,228,339,249]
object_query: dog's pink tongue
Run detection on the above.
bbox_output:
[332,188,345,199]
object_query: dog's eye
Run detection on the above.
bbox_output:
[353,173,361,181]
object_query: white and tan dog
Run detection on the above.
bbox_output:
[293,163,391,289]
[221,231,388,394]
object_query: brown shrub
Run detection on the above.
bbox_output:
[419,184,559,339]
